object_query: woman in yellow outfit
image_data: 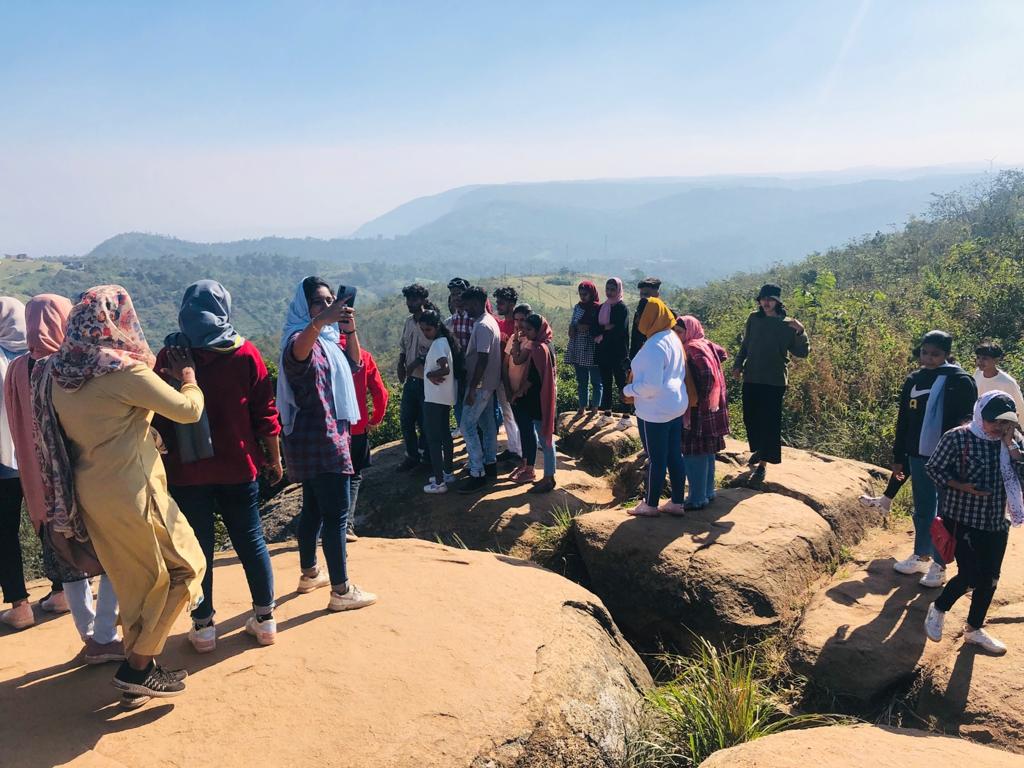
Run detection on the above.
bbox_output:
[34,285,206,702]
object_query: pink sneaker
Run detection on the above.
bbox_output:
[514,467,537,485]
[84,638,126,664]
[40,591,70,614]
[1,603,34,630]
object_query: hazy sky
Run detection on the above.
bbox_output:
[2,0,1022,255]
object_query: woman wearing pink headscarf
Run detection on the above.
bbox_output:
[675,315,730,509]
[5,294,124,659]
[595,277,632,428]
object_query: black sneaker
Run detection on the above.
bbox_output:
[484,463,498,479]
[156,664,188,683]
[458,475,489,494]
[496,450,520,464]
[749,464,766,487]
[397,456,420,472]
[112,661,186,698]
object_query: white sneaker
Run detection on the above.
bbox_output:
[245,616,277,646]
[423,481,448,494]
[596,415,614,427]
[919,562,946,588]
[859,494,892,512]
[964,626,1007,654]
[616,416,633,430]
[328,584,378,612]
[893,554,930,575]
[189,622,217,653]
[297,568,330,594]
[924,603,946,642]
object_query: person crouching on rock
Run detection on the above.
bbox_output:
[154,280,282,653]
[891,331,976,590]
[39,285,207,701]
[278,277,377,613]
[731,284,809,486]
[419,308,459,494]
[624,299,688,517]
[675,315,729,510]
[509,313,558,494]
[923,392,1024,655]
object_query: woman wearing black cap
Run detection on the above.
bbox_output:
[731,284,809,484]
[923,391,1024,655]
[891,330,976,589]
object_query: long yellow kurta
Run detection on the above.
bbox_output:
[52,364,206,656]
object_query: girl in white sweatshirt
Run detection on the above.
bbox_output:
[624,298,689,517]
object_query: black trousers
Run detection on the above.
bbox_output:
[423,402,455,482]
[935,521,1008,629]
[0,477,28,604]
[599,357,632,414]
[742,383,786,464]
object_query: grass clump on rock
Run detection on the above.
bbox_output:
[623,637,842,767]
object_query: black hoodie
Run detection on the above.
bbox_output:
[892,364,977,464]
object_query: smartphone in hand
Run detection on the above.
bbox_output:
[337,285,357,308]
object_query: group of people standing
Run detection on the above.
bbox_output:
[396,279,559,495]
[0,277,381,705]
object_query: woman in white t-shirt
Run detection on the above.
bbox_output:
[419,309,460,494]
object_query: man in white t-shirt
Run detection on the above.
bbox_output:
[457,286,502,493]
[975,343,1024,417]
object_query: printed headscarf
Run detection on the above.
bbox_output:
[171,279,243,351]
[969,390,1024,527]
[637,297,676,339]
[576,280,601,326]
[597,277,623,327]
[52,285,155,392]
[677,315,727,413]
[1,297,29,469]
[277,277,360,435]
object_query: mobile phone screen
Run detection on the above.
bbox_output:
[337,285,357,308]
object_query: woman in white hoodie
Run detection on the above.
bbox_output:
[624,298,689,517]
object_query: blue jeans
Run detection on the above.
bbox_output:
[171,481,275,619]
[513,403,557,477]
[909,456,941,563]
[462,389,498,476]
[683,454,716,506]
[400,377,427,460]
[454,379,466,427]
[297,473,351,587]
[574,365,603,409]
[638,417,686,506]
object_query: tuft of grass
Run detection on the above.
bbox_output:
[534,503,581,556]
[889,481,914,520]
[623,637,843,767]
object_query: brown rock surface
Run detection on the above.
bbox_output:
[572,488,834,647]
[698,724,1024,767]
[263,439,614,553]
[556,411,642,471]
[791,522,1024,707]
[0,540,651,768]
[917,600,1024,753]
[721,446,889,544]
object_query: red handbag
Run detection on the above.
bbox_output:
[931,437,966,564]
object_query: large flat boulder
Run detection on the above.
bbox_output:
[791,523,1024,707]
[556,411,642,471]
[699,724,1024,767]
[721,446,889,545]
[917,600,1024,753]
[0,540,651,768]
[262,439,614,555]
[572,488,834,648]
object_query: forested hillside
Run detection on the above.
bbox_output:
[669,170,1024,466]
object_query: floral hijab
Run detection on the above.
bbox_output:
[52,285,155,391]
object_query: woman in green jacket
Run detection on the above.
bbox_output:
[731,284,809,484]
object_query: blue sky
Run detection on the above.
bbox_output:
[2,0,1022,254]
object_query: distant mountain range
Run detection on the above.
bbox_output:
[86,168,993,285]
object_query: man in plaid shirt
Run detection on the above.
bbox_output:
[924,392,1024,655]
[445,278,473,427]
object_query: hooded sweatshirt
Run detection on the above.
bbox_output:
[892,363,977,464]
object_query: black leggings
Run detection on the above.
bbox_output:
[934,521,1008,629]
[423,402,454,481]
[0,477,28,604]
[742,383,786,464]
[599,358,631,414]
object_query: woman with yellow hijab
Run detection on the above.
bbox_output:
[624,298,689,517]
